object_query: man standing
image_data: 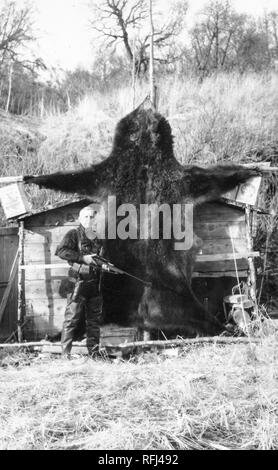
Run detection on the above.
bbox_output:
[56,205,104,357]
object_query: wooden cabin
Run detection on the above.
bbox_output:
[0,191,261,342]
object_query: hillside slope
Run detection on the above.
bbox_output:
[1,73,278,221]
[0,109,45,174]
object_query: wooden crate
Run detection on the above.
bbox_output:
[38,325,139,356]
[100,325,138,347]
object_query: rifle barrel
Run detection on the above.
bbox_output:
[122,270,152,287]
[247,165,278,172]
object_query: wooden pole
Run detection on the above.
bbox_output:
[0,341,59,349]
[1,166,278,187]
[5,61,13,113]
[116,336,261,350]
[0,249,19,324]
[16,252,259,271]
[132,18,137,110]
[149,0,156,110]
[17,221,25,342]
[245,205,259,316]
[0,336,261,349]
[19,263,67,270]
[0,176,24,184]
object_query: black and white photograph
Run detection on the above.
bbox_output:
[0,0,278,452]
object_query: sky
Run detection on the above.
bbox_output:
[13,0,278,72]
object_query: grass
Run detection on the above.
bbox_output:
[1,72,278,215]
[38,73,278,169]
[2,72,278,173]
[1,327,278,450]
[0,72,278,218]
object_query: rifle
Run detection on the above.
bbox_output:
[90,255,152,287]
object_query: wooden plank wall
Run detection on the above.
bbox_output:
[0,227,19,339]
[194,202,248,274]
[193,202,248,316]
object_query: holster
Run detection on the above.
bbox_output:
[69,263,100,300]
[71,279,84,302]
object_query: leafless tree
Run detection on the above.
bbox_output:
[0,1,34,70]
[0,1,46,112]
[89,0,188,75]
[236,21,270,72]
[269,11,278,59]
[190,0,246,76]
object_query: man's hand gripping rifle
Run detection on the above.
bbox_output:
[88,254,152,287]
[89,254,123,274]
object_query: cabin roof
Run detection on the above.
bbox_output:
[8,181,268,224]
[15,197,90,221]
[13,196,267,222]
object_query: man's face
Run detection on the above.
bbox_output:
[79,208,97,230]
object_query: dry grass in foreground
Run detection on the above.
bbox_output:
[1,332,278,450]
